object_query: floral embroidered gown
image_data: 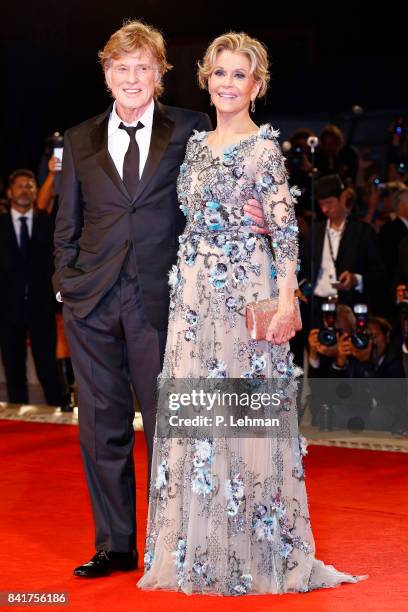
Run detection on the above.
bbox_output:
[137,125,367,595]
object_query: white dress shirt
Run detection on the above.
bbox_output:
[314,218,363,298]
[11,207,33,245]
[56,101,155,304]
[108,100,154,180]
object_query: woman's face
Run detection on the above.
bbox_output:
[208,50,259,115]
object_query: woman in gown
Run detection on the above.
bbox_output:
[137,32,368,596]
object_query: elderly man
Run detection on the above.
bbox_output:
[54,20,265,578]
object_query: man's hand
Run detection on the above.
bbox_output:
[48,155,62,174]
[350,338,372,363]
[308,328,321,359]
[243,199,269,235]
[295,288,308,304]
[338,270,358,291]
[396,284,407,303]
[335,332,352,367]
[308,328,337,358]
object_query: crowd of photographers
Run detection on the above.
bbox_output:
[0,120,407,433]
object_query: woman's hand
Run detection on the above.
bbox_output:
[266,303,301,345]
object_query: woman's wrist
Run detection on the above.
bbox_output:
[277,287,296,311]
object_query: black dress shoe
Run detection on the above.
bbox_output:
[73,550,138,577]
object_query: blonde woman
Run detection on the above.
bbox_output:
[138,32,367,595]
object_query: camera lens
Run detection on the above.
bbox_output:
[318,328,337,347]
[351,332,369,349]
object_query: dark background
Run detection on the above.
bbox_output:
[1,1,406,179]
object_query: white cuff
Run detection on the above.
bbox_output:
[308,355,320,369]
[354,273,363,293]
[56,292,63,303]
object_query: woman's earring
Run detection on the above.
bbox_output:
[251,99,256,113]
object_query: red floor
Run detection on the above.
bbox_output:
[1,420,407,611]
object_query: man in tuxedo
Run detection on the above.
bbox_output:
[300,174,386,331]
[53,20,213,578]
[396,236,408,379]
[379,188,408,315]
[0,169,61,406]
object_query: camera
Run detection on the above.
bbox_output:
[318,302,370,350]
[318,302,337,346]
[397,161,406,176]
[287,145,306,171]
[390,117,405,143]
[350,304,370,349]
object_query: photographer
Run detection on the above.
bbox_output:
[308,303,355,377]
[315,124,359,183]
[36,155,61,215]
[396,236,408,377]
[379,188,408,281]
[300,174,386,329]
[386,118,408,183]
[340,317,407,436]
[329,317,405,379]
[285,128,315,216]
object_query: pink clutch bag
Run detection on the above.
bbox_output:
[245,297,302,341]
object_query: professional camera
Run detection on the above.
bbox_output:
[389,117,405,142]
[318,302,337,347]
[288,145,304,168]
[350,304,370,350]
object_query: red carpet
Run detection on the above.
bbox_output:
[1,420,407,611]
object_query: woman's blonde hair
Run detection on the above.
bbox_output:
[98,20,172,97]
[197,32,270,98]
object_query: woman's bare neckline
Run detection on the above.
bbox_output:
[204,128,260,156]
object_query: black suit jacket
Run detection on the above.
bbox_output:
[301,217,386,310]
[0,211,56,324]
[397,235,408,287]
[53,102,211,329]
[379,217,408,279]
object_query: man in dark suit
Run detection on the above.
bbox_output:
[0,169,61,406]
[379,188,408,318]
[53,21,213,577]
[396,236,408,379]
[300,174,386,331]
[379,188,408,277]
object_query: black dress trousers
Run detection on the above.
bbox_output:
[63,247,167,552]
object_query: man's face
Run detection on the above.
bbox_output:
[318,196,343,220]
[321,134,340,156]
[368,323,387,356]
[336,311,354,335]
[7,176,37,209]
[105,48,160,116]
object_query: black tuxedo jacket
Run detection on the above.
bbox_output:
[397,235,408,287]
[379,217,408,278]
[301,217,386,309]
[53,102,211,329]
[0,210,56,324]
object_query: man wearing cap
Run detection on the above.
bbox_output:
[300,174,386,329]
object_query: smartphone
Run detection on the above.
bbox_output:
[331,281,343,289]
[53,147,63,162]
